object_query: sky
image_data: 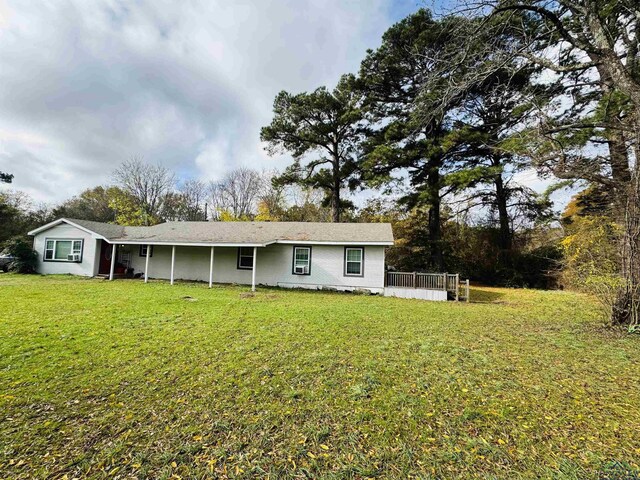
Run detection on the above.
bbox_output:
[0,0,570,211]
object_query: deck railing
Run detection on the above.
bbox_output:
[386,271,470,301]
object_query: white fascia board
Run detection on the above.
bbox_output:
[106,240,267,247]
[28,218,66,235]
[28,218,107,240]
[273,240,395,246]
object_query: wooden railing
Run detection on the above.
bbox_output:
[386,271,470,301]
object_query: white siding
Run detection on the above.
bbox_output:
[384,287,447,301]
[127,243,386,292]
[32,224,101,277]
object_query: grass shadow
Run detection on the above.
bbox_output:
[469,286,507,303]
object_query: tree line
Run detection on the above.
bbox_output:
[1,1,638,328]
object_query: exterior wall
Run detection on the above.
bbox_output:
[127,243,386,292]
[32,224,101,276]
[384,287,447,301]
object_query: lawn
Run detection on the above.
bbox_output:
[0,275,639,479]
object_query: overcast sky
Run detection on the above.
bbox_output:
[0,0,572,212]
[0,0,428,205]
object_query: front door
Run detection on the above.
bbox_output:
[98,240,113,275]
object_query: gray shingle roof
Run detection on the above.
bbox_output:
[67,219,126,239]
[63,219,394,245]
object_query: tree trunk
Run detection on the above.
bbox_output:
[608,131,631,188]
[493,165,512,253]
[331,145,341,223]
[426,162,444,271]
[610,103,640,327]
[331,169,341,223]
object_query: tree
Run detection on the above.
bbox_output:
[0,172,13,183]
[261,74,364,222]
[0,191,55,246]
[108,187,147,226]
[0,193,23,245]
[358,10,460,269]
[439,65,554,259]
[208,168,267,220]
[419,0,640,326]
[53,186,117,223]
[161,180,207,221]
[3,238,37,273]
[113,157,175,225]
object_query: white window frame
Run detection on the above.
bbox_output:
[292,246,311,275]
[43,238,83,262]
[237,247,254,270]
[139,245,153,257]
[344,247,364,277]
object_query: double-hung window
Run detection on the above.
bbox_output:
[237,247,254,270]
[292,246,311,275]
[139,245,153,257]
[344,247,364,276]
[44,239,83,262]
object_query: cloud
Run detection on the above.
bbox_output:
[0,0,402,204]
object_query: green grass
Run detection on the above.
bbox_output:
[1,274,639,479]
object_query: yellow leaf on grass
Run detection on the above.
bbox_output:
[171,461,177,468]
[320,444,330,450]
[307,452,316,459]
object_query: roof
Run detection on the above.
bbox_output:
[29,218,394,246]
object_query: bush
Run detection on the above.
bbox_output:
[3,238,38,273]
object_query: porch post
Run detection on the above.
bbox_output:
[209,246,214,288]
[109,243,117,281]
[144,244,150,283]
[251,246,257,292]
[170,245,176,285]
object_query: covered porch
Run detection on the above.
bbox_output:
[100,240,262,291]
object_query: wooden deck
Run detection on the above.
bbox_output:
[384,272,470,302]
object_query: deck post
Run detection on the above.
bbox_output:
[209,246,214,288]
[413,271,417,289]
[442,273,447,291]
[109,243,116,281]
[170,246,176,285]
[465,279,470,302]
[455,274,459,302]
[144,244,150,283]
[251,247,257,292]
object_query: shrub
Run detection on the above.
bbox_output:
[3,238,38,273]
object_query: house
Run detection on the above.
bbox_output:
[28,218,394,293]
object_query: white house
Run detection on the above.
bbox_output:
[28,218,394,293]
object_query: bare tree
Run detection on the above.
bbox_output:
[113,156,176,225]
[160,179,207,222]
[208,168,268,220]
[180,179,207,220]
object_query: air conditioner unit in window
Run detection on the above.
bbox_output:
[294,265,308,274]
[67,254,81,262]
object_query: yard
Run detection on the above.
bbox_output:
[0,275,639,479]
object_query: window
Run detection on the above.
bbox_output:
[44,240,54,260]
[139,245,153,257]
[237,247,254,270]
[344,247,364,276]
[292,246,311,275]
[44,239,83,262]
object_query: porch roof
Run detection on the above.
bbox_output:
[29,218,394,246]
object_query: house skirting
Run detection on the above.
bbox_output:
[383,287,447,301]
